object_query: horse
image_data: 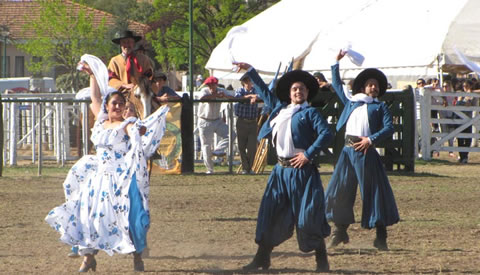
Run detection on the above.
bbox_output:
[130,74,155,120]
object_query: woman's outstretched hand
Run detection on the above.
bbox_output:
[78,62,93,76]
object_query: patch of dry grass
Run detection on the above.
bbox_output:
[0,154,479,274]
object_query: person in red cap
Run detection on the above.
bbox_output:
[107,30,153,93]
[197,76,236,174]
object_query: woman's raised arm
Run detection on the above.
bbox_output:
[78,62,102,120]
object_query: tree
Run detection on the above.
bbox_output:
[75,0,154,29]
[17,0,116,91]
[148,0,278,74]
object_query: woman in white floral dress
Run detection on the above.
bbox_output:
[45,60,169,272]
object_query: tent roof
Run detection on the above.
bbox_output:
[206,0,475,80]
[442,0,480,66]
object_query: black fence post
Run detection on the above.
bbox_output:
[181,94,194,173]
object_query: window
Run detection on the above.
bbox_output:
[15,56,25,77]
[1,56,10,77]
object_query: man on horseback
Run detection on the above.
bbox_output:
[108,30,154,118]
[108,30,153,92]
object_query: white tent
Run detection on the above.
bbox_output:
[205,0,478,88]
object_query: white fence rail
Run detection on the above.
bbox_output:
[419,89,480,160]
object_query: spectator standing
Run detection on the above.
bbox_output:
[456,79,477,163]
[311,72,335,109]
[234,74,259,174]
[427,78,441,135]
[314,72,332,91]
[440,80,456,157]
[197,76,236,174]
[196,74,204,88]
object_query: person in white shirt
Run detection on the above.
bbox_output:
[197,76,236,174]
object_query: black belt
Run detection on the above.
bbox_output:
[345,135,361,146]
[277,157,293,167]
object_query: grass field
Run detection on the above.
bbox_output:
[0,153,479,274]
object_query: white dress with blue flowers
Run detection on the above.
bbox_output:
[45,105,169,256]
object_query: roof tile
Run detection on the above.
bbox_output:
[0,0,150,40]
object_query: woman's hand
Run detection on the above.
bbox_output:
[126,123,146,137]
[78,62,94,76]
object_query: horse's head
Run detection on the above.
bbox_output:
[131,75,154,119]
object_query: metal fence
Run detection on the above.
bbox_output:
[0,93,90,175]
[0,89,423,175]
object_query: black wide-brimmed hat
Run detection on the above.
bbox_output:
[112,30,142,44]
[352,68,388,97]
[275,70,319,103]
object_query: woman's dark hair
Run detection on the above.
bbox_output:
[103,91,126,113]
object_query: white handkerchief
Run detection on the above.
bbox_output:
[342,44,365,67]
[80,54,109,96]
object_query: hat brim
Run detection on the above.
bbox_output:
[112,36,142,44]
[352,68,388,97]
[275,70,319,103]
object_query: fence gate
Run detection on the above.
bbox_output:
[420,89,480,160]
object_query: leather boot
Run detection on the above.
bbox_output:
[373,225,388,251]
[315,239,330,273]
[242,245,273,271]
[133,252,144,272]
[328,224,349,248]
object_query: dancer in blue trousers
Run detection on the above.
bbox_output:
[325,50,399,250]
[235,62,333,272]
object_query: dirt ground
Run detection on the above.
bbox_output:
[1,153,480,274]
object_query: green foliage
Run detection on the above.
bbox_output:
[148,0,278,73]
[75,0,154,25]
[56,71,90,93]
[73,0,155,49]
[17,0,116,89]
